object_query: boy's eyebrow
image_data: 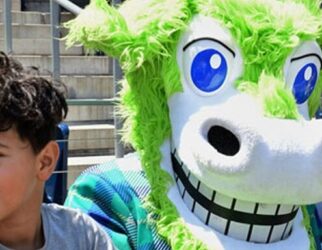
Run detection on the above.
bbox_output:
[183,37,236,57]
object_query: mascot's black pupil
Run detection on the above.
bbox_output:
[207,126,240,156]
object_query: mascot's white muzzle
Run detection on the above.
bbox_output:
[175,99,322,204]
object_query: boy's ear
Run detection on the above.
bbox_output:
[36,141,60,181]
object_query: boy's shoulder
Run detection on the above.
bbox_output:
[41,203,114,250]
[42,203,95,225]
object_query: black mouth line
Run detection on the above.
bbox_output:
[171,149,299,243]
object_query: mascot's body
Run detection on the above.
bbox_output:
[64,0,322,249]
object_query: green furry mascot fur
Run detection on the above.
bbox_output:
[65,0,322,249]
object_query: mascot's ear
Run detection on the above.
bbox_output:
[65,0,131,58]
[65,0,190,71]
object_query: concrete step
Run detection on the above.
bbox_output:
[0,0,21,11]
[0,23,66,39]
[0,39,83,55]
[0,11,43,24]
[0,11,74,25]
[66,105,114,122]
[63,75,114,99]
[67,155,115,188]
[13,55,112,75]
[68,123,115,153]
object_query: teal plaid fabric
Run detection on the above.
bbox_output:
[64,159,170,250]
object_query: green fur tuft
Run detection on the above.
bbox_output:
[64,0,133,58]
[114,1,206,248]
[257,73,299,119]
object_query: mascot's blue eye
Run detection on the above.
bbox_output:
[191,49,228,93]
[292,63,318,104]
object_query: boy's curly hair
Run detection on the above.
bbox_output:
[0,52,68,153]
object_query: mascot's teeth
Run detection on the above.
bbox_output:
[171,150,299,243]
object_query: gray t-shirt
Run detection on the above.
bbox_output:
[0,203,115,250]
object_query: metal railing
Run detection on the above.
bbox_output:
[112,0,125,158]
[50,0,81,80]
[2,0,124,157]
[3,0,12,54]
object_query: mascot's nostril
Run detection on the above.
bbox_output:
[207,126,240,156]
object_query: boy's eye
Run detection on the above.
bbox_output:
[292,63,318,104]
[191,49,228,93]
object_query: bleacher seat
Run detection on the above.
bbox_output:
[44,122,69,204]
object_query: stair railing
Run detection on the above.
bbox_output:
[50,0,81,80]
[111,0,125,158]
[3,0,12,54]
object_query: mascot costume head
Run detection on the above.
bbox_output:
[65,0,322,249]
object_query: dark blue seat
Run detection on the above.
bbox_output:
[44,122,69,204]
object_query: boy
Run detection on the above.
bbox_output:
[0,52,114,250]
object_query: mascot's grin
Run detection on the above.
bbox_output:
[172,149,299,243]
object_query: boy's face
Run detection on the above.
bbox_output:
[0,127,42,223]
